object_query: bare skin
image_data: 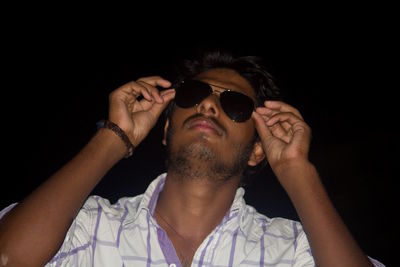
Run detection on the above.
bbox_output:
[155,68,373,266]
[0,67,374,267]
[252,101,374,267]
[0,76,175,266]
[154,179,239,266]
[154,68,263,265]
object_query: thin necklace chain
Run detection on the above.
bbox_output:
[155,209,198,252]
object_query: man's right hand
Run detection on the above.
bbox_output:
[0,76,175,267]
[108,76,175,147]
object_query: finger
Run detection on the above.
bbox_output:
[137,87,176,110]
[255,107,276,118]
[291,122,312,154]
[266,112,302,127]
[137,76,171,88]
[264,100,303,119]
[252,111,273,143]
[268,122,292,143]
[160,88,176,102]
[119,81,153,102]
[280,121,292,132]
[252,111,292,153]
[137,80,164,104]
[256,108,291,135]
[266,112,311,142]
[147,89,176,119]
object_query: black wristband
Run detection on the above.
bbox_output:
[97,119,135,158]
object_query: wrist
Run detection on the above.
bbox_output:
[96,120,135,158]
[274,158,314,176]
[82,129,128,166]
[273,159,319,192]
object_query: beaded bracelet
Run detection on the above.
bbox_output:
[96,119,135,158]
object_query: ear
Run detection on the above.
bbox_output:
[247,141,265,166]
[162,119,169,146]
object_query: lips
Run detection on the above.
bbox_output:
[186,117,224,136]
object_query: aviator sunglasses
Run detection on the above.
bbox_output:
[174,79,255,122]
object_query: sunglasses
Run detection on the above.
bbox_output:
[174,79,255,122]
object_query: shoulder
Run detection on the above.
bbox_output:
[78,194,145,223]
[261,216,303,237]
[234,205,314,264]
[241,204,305,243]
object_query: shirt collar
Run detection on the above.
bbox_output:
[132,173,249,233]
[136,173,167,218]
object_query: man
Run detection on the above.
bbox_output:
[0,51,383,266]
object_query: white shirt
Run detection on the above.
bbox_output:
[0,173,384,266]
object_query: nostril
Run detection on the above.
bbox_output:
[210,106,217,115]
[196,97,220,117]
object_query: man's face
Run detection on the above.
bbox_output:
[164,68,258,183]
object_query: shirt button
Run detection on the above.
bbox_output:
[169,264,176,267]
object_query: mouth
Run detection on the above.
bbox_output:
[186,116,224,136]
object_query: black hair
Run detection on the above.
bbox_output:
[164,50,282,186]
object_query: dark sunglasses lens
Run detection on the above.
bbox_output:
[220,91,254,122]
[175,80,211,108]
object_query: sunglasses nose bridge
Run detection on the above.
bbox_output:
[211,88,224,96]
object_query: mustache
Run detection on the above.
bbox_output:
[183,113,226,134]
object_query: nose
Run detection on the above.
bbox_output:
[196,93,221,118]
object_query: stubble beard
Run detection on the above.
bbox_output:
[165,122,255,183]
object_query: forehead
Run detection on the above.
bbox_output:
[194,68,256,98]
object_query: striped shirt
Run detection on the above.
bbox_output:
[1,173,384,266]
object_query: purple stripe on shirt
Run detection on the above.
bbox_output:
[202,209,240,264]
[208,221,231,263]
[157,227,182,267]
[116,203,129,247]
[95,239,117,247]
[228,229,238,266]
[292,221,298,251]
[198,234,214,267]
[91,205,103,267]
[49,242,91,264]
[146,212,152,267]
[260,220,266,267]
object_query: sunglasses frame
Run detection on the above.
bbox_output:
[175,79,256,123]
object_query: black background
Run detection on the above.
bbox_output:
[1,10,396,266]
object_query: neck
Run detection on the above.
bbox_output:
[155,171,240,241]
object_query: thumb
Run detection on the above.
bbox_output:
[252,111,275,146]
[148,89,175,119]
